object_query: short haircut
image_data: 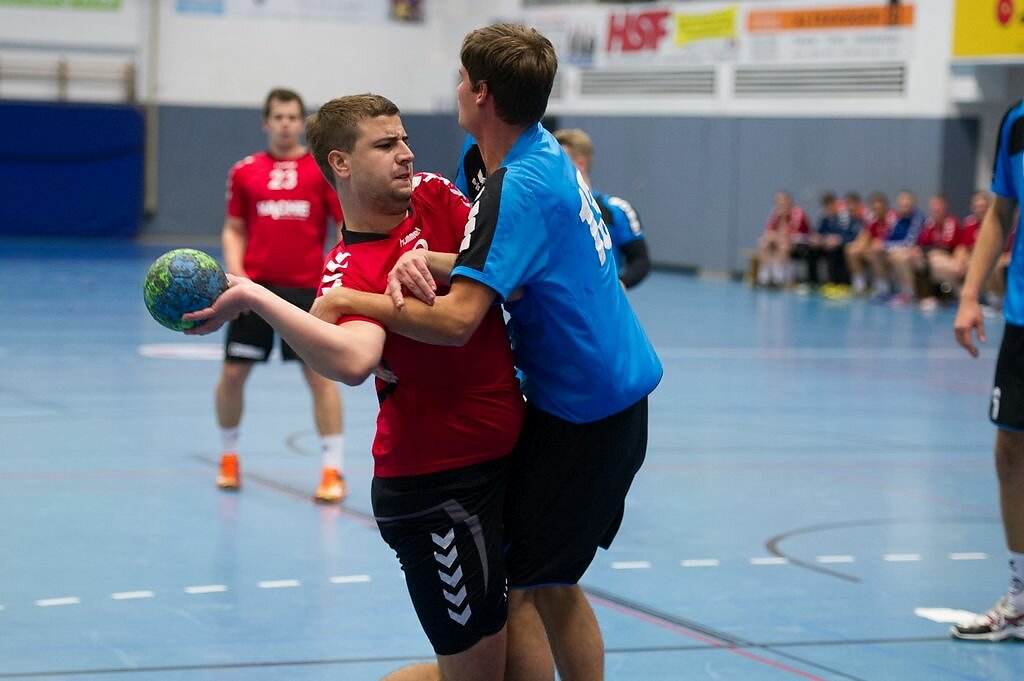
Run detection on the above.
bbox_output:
[868,191,888,206]
[306,93,401,184]
[553,129,594,168]
[263,88,305,119]
[820,191,837,206]
[461,23,557,127]
[844,191,862,204]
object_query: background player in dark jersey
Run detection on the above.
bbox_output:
[313,25,663,681]
[953,99,1024,642]
[215,88,347,502]
[554,128,651,288]
[186,94,525,680]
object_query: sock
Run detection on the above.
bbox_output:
[220,427,240,455]
[852,273,866,293]
[771,261,786,285]
[1010,552,1024,609]
[321,434,344,472]
[874,280,890,295]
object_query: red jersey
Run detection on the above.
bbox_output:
[226,151,343,288]
[865,210,898,240]
[960,215,982,250]
[764,206,810,238]
[916,215,960,251]
[319,172,524,478]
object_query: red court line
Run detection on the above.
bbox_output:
[588,593,828,681]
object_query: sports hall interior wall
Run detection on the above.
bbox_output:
[142,104,978,277]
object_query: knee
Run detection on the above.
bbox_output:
[995,433,1024,485]
[219,362,250,390]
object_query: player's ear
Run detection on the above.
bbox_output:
[474,80,489,106]
[328,150,351,180]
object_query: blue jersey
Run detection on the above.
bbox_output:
[994,99,1024,326]
[452,125,663,423]
[593,189,645,271]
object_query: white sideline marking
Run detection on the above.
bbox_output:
[884,554,922,562]
[258,579,300,589]
[137,343,223,360]
[817,555,855,564]
[949,552,988,561]
[330,575,372,584]
[111,591,154,600]
[611,561,651,570]
[750,557,788,565]
[36,597,80,607]
[185,585,227,594]
[914,607,978,624]
[681,559,720,568]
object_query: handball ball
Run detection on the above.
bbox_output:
[143,248,228,331]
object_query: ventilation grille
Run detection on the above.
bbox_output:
[734,64,905,97]
[579,68,715,96]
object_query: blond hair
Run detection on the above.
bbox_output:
[553,129,594,170]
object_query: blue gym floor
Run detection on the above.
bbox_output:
[1,239,1022,680]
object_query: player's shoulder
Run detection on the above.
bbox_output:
[230,152,264,173]
[412,172,469,205]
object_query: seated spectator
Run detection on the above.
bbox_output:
[755,191,811,287]
[554,128,651,288]
[811,191,860,288]
[891,195,960,310]
[845,192,895,295]
[871,190,926,303]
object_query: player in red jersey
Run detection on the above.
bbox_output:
[845,192,896,295]
[889,194,960,309]
[215,88,347,502]
[185,94,525,681]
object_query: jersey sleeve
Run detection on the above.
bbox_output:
[451,167,546,302]
[454,136,485,201]
[992,104,1021,201]
[604,195,644,248]
[318,247,384,329]
[415,172,471,252]
[226,164,246,219]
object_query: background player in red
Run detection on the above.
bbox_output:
[216,88,347,503]
[185,94,525,680]
[754,191,811,287]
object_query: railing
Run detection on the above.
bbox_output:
[0,56,137,103]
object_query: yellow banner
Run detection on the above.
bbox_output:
[675,6,737,46]
[953,0,1024,58]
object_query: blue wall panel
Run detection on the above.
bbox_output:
[0,102,144,238]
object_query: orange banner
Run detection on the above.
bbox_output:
[748,4,914,33]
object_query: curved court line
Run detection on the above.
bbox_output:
[765,517,1001,583]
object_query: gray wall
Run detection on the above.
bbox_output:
[144,105,980,276]
[560,115,980,274]
[143,105,465,239]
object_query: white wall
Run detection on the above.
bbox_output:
[0,0,519,111]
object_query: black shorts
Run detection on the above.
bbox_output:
[504,397,648,587]
[372,456,510,656]
[992,322,1024,431]
[224,285,315,362]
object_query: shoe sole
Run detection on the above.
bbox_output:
[217,480,240,491]
[950,625,1024,641]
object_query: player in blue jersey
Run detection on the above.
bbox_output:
[312,23,663,680]
[953,99,1024,642]
[554,128,651,288]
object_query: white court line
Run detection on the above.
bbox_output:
[611,561,651,570]
[330,575,372,584]
[884,554,922,562]
[817,555,855,564]
[111,591,154,600]
[750,557,789,565]
[258,579,301,589]
[949,552,988,561]
[36,597,80,607]
[914,607,978,624]
[681,559,720,568]
[185,585,227,594]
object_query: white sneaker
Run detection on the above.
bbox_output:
[951,594,1024,641]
